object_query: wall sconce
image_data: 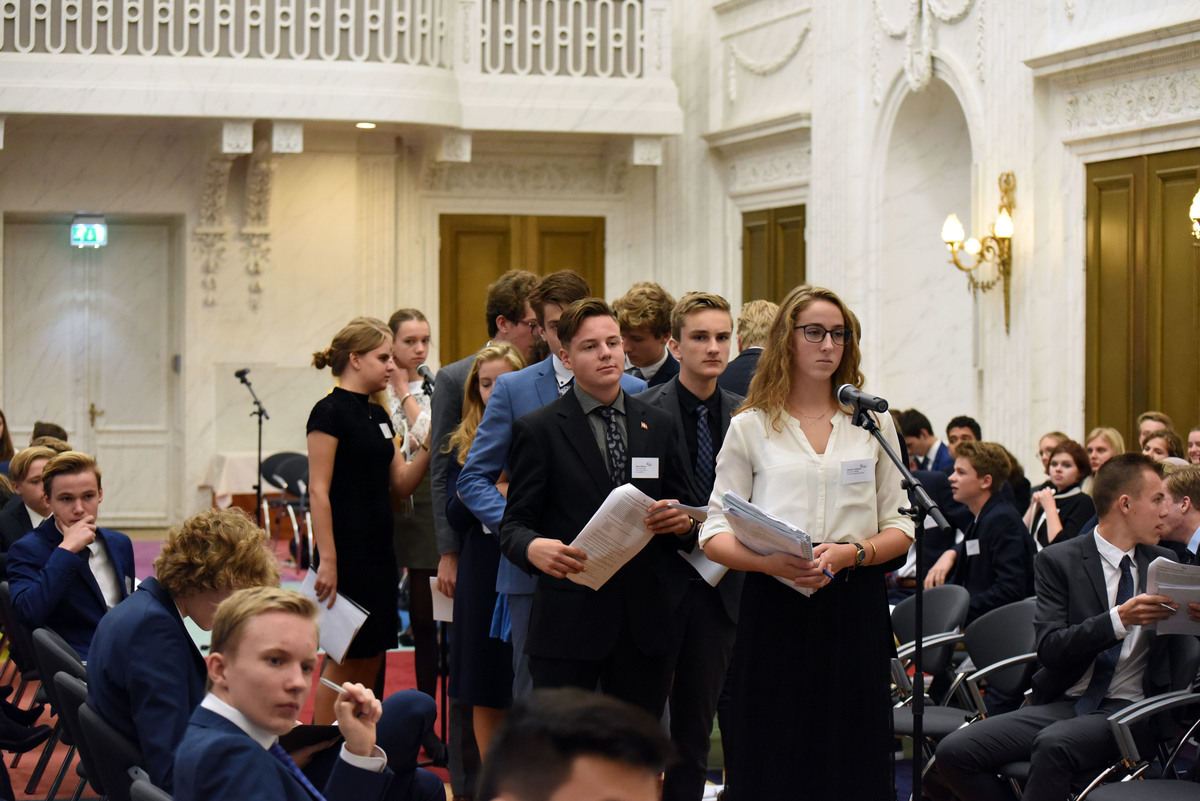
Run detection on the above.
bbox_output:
[1190,186,1199,240]
[941,172,1016,333]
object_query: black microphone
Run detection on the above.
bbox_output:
[417,364,436,394]
[836,384,889,413]
[235,367,251,380]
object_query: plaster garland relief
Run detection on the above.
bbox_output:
[241,140,275,311]
[193,152,236,307]
[726,23,810,103]
[871,0,980,104]
[421,154,630,196]
[729,147,811,195]
[1064,69,1200,134]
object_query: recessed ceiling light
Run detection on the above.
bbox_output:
[356,122,377,129]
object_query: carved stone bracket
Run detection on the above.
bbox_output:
[240,140,276,310]
[193,152,236,307]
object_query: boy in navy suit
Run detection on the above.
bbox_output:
[8,451,134,659]
[175,587,443,801]
[499,298,695,717]
[613,282,679,387]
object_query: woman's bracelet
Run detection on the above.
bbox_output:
[866,539,878,564]
[400,393,414,404]
[419,440,430,453]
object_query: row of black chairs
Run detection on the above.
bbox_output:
[0,581,169,801]
[891,587,1200,799]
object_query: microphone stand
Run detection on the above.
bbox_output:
[237,372,270,527]
[845,402,951,800]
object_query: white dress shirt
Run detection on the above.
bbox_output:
[56,518,123,608]
[24,504,45,530]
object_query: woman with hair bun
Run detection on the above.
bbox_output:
[307,316,431,724]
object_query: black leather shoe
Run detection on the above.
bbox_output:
[0,723,51,754]
[2,701,46,727]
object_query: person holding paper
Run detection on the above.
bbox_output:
[498,298,695,718]
[307,317,432,724]
[698,285,915,800]
[936,453,1200,801]
[635,291,744,801]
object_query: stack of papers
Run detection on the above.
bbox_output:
[567,484,658,590]
[1148,556,1200,635]
[722,491,816,596]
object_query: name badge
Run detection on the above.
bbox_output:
[379,423,392,438]
[841,459,872,485]
[965,539,981,557]
[631,457,660,479]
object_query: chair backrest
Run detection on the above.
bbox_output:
[963,597,1038,698]
[891,584,972,674]
[273,454,310,499]
[32,627,86,741]
[261,451,305,494]
[130,777,174,801]
[54,673,106,796]
[79,700,147,801]
[0,581,40,676]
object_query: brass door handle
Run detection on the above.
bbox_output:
[89,402,105,427]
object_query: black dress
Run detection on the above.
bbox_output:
[1032,484,1096,550]
[307,387,399,658]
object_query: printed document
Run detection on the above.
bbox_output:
[568,483,658,590]
[722,491,816,596]
[299,570,370,663]
[1148,556,1200,635]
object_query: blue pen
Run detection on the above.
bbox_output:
[823,569,836,580]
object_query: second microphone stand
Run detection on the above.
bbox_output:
[237,372,270,527]
[845,402,952,801]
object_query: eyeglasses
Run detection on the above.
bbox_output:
[520,319,540,332]
[793,324,851,345]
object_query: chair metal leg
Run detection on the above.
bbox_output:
[22,721,61,792]
[42,742,75,801]
[68,773,87,801]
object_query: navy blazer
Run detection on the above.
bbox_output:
[644,352,680,387]
[174,707,393,801]
[87,576,205,791]
[927,441,955,474]
[717,347,760,396]
[635,378,745,622]
[7,516,134,658]
[0,495,35,578]
[1031,534,1179,705]
[952,493,1035,623]
[499,389,692,661]
[459,355,645,595]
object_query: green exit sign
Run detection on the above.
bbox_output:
[70,217,107,248]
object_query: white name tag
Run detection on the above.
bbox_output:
[965,539,980,557]
[379,423,392,438]
[841,459,872,485]
[631,457,660,479]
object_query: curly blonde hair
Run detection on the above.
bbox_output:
[153,508,280,598]
[740,285,864,432]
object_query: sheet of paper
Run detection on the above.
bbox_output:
[299,570,370,664]
[668,501,708,522]
[1147,556,1200,635]
[429,576,454,622]
[677,542,728,586]
[722,491,815,597]
[567,483,658,590]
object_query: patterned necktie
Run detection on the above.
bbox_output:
[696,404,714,492]
[1075,555,1135,715]
[268,742,329,801]
[558,379,571,397]
[627,366,644,380]
[597,406,627,485]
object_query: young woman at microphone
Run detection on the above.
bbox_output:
[700,285,915,800]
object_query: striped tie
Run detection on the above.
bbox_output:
[269,742,329,801]
[696,404,714,492]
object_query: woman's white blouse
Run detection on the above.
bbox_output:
[699,407,916,549]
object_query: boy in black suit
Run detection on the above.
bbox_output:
[636,292,744,801]
[613,282,679,387]
[499,298,695,717]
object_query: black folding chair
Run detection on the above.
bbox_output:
[130,776,174,801]
[891,584,972,704]
[31,627,86,800]
[0,581,50,776]
[78,701,147,801]
[53,674,100,801]
[261,451,312,568]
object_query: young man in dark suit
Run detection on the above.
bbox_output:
[499,298,695,717]
[636,292,744,801]
[901,409,955,474]
[175,587,443,801]
[7,451,135,659]
[1160,465,1200,563]
[924,441,1035,623]
[936,453,1198,801]
[614,282,679,387]
[0,445,55,578]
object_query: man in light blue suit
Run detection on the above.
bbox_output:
[458,272,646,700]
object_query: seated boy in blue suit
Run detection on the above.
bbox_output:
[7,451,134,658]
[175,586,443,801]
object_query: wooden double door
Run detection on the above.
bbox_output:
[438,215,605,364]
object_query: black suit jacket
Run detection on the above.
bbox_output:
[1031,534,1178,705]
[645,353,680,387]
[0,495,34,578]
[635,379,744,622]
[952,493,1035,623]
[499,389,693,662]
[717,347,760,396]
